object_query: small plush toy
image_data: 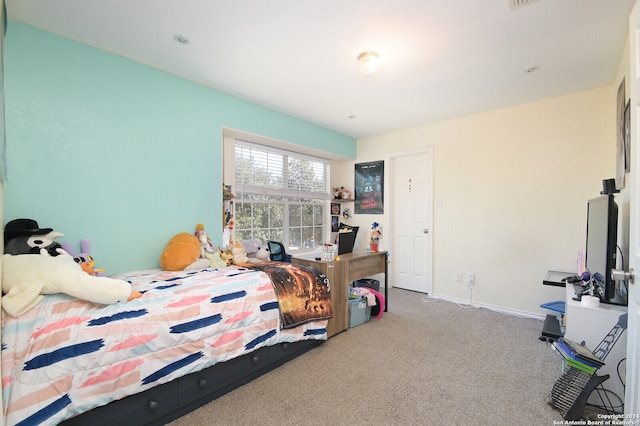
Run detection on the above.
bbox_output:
[195,223,215,258]
[61,239,106,276]
[220,248,234,266]
[242,239,261,257]
[2,250,141,317]
[4,218,64,256]
[160,232,210,271]
[231,241,249,265]
[247,246,270,264]
[204,249,228,268]
[242,240,270,264]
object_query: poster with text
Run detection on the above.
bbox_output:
[355,161,384,214]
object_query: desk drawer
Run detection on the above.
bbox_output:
[178,346,270,406]
[61,379,179,426]
[347,255,384,282]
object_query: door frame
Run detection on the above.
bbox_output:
[625,2,640,416]
[387,147,434,295]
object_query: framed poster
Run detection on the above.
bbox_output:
[355,161,384,214]
[616,78,626,189]
[331,215,339,232]
[624,100,631,173]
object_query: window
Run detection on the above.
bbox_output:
[233,140,330,252]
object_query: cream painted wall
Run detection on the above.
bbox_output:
[339,86,620,316]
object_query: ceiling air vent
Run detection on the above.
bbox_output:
[507,0,540,11]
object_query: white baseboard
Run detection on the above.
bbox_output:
[430,292,546,320]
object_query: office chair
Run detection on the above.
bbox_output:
[267,240,288,262]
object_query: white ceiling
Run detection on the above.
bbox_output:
[5,0,636,139]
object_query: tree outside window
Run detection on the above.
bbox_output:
[233,142,329,252]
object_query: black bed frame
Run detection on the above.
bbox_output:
[59,339,323,426]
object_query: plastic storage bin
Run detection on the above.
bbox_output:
[354,278,380,292]
[348,297,371,328]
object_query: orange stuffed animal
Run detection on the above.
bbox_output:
[160,232,210,271]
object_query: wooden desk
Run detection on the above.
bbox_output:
[291,250,388,337]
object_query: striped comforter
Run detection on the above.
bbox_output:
[1,266,328,426]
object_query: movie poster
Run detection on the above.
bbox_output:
[354,161,384,214]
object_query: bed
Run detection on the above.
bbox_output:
[2,262,332,426]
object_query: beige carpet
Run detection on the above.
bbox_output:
[168,288,565,425]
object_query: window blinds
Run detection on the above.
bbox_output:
[234,141,330,200]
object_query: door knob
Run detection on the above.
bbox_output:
[423,229,429,234]
[611,268,635,284]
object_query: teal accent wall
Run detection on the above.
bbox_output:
[4,22,355,273]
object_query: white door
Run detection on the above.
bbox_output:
[391,148,433,294]
[626,2,640,417]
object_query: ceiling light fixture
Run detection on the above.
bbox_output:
[357,51,380,74]
[174,34,190,45]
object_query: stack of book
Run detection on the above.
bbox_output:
[552,337,605,375]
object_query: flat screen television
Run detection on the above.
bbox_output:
[585,194,626,305]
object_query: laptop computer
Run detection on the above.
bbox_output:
[337,231,356,255]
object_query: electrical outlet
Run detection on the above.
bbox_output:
[466,273,475,285]
[455,271,463,282]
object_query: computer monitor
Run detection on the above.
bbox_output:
[585,194,625,305]
[338,223,359,240]
[337,231,356,255]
